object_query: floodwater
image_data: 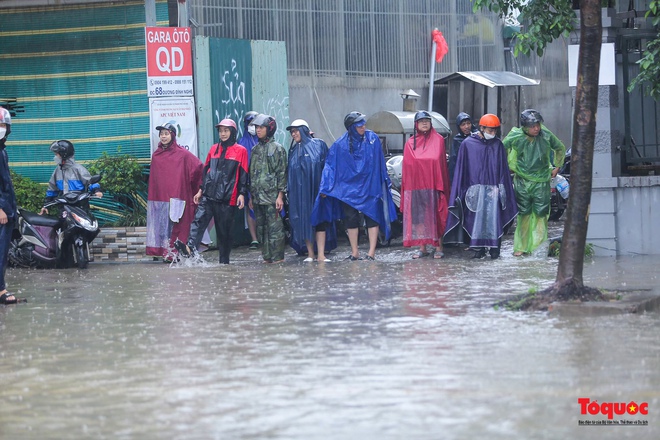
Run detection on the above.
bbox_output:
[1,229,660,439]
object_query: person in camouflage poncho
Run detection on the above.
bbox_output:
[248,114,288,263]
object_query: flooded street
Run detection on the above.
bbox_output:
[2,229,659,439]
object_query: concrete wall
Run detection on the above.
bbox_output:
[584,11,660,257]
[289,76,430,148]
[615,177,660,256]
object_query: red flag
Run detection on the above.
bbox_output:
[432,29,448,63]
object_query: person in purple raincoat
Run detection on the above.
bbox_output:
[443,114,517,260]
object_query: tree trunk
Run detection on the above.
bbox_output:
[555,0,602,287]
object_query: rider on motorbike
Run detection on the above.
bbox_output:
[39,140,103,215]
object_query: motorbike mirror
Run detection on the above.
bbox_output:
[89,174,102,185]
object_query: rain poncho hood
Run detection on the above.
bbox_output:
[455,112,473,132]
[401,125,450,247]
[238,119,259,161]
[287,126,337,253]
[450,112,476,182]
[147,133,204,257]
[444,133,517,248]
[311,127,397,240]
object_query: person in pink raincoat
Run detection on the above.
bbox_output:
[400,111,450,259]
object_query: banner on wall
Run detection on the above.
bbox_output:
[149,97,198,156]
[145,27,194,97]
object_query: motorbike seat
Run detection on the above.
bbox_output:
[19,209,61,228]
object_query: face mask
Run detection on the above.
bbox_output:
[54,155,62,165]
[247,125,256,136]
[484,132,496,140]
[0,127,6,139]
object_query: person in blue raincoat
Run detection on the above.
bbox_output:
[238,111,260,248]
[311,111,397,261]
[286,119,336,262]
[0,107,20,304]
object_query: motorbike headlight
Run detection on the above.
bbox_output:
[71,212,97,231]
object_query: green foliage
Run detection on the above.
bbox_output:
[628,1,660,99]
[584,243,594,257]
[548,241,595,258]
[87,149,147,227]
[10,169,44,212]
[88,150,144,195]
[472,0,577,57]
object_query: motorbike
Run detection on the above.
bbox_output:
[384,155,404,242]
[549,148,571,221]
[9,175,102,269]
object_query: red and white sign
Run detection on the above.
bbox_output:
[145,27,194,97]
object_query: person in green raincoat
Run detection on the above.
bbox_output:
[502,109,566,256]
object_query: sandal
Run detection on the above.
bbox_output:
[174,239,195,258]
[1,293,25,305]
[433,250,445,259]
[249,241,259,249]
[412,250,430,259]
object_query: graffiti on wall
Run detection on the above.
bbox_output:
[219,59,248,137]
[261,94,289,147]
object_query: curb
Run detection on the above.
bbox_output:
[548,290,660,317]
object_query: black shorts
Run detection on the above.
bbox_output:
[342,202,378,229]
[315,221,329,232]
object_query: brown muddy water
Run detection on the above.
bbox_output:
[1,226,659,440]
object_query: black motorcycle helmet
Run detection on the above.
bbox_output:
[251,113,277,139]
[155,122,177,137]
[520,109,544,127]
[243,111,259,127]
[343,111,366,130]
[50,140,75,161]
[414,110,432,123]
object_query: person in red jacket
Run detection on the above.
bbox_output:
[177,118,248,264]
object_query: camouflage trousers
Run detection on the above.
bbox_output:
[254,204,286,262]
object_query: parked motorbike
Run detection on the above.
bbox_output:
[549,148,571,221]
[384,155,404,241]
[9,175,102,269]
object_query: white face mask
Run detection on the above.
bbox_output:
[0,127,6,139]
[247,125,256,136]
[484,132,496,140]
[54,155,62,165]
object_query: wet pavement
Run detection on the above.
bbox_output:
[1,222,659,439]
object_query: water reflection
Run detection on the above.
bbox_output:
[1,244,659,439]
